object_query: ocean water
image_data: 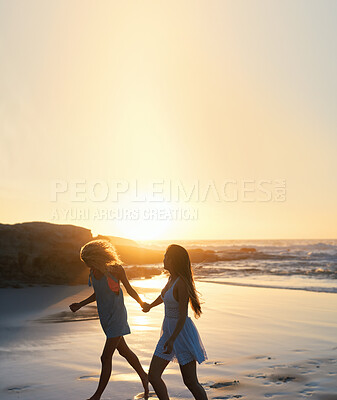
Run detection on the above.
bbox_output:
[140,239,337,294]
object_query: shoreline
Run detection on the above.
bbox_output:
[2,276,337,296]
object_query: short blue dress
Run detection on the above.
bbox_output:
[89,271,131,338]
[154,277,207,365]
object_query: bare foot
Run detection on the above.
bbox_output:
[141,373,149,398]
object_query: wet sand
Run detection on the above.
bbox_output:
[0,277,337,399]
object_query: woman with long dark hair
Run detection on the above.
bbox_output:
[142,244,208,400]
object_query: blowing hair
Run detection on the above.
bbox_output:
[166,244,202,318]
[80,239,122,275]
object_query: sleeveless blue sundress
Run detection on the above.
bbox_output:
[153,277,207,365]
[89,270,131,338]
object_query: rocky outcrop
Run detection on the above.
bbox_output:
[0,221,226,287]
[0,222,93,286]
[0,222,164,287]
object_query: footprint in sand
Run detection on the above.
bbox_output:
[209,380,240,389]
[78,375,100,381]
[246,372,268,380]
[8,385,31,392]
[304,381,320,387]
[213,396,243,399]
[268,364,287,369]
[269,375,296,383]
[264,393,291,398]
[307,360,320,366]
[300,370,315,374]
[205,360,226,366]
[249,355,272,360]
[300,388,315,396]
[7,384,41,393]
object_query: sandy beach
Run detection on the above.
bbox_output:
[0,277,337,400]
[2,1,336,398]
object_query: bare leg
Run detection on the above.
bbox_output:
[117,337,149,396]
[148,355,170,400]
[179,360,208,400]
[87,336,121,400]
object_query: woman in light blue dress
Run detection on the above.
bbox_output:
[142,244,208,400]
[69,239,148,400]
[88,268,130,338]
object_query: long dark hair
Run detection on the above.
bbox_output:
[166,244,202,318]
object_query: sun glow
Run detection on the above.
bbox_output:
[111,195,176,240]
[1,2,336,240]
[116,217,171,241]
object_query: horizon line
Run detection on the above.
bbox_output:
[1,220,336,242]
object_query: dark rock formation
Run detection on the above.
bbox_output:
[0,222,92,286]
[1,221,258,288]
[0,222,165,287]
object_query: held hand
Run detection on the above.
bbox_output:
[69,302,81,312]
[142,302,151,313]
[163,338,174,354]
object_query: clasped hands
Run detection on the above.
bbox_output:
[141,302,151,313]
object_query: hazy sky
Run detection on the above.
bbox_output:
[1,0,336,240]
